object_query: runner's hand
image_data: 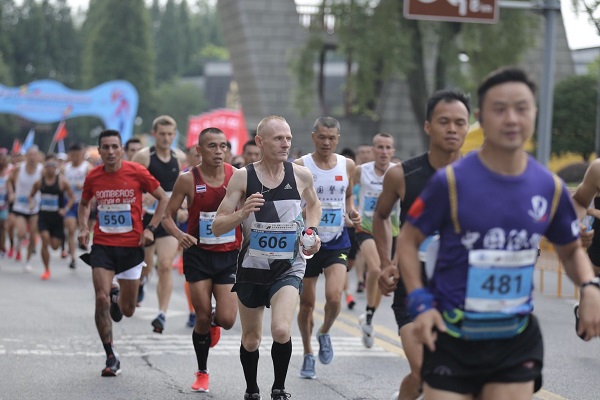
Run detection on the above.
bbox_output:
[580,224,594,249]
[378,264,399,295]
[301,234,321,256]
[78,227,90,247]
[348,209,361,229]
[177,232,198,250]
[578,285,600,340]
[413,309,446,352]
[241,193,265,218]
[140,229,154,246]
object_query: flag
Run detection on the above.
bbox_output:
[22,129,35,151]
[57,139,66,154]
[53,121,68,141]
[11,139,21,154]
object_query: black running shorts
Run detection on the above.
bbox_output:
[422,315,543,395]
[37,212,65,240]
[233,275,302,309]
[90,244,144,275]
[304,247,350,278]
[183,246,237,284]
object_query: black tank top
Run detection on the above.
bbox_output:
[39,176,63,213]
[148,146,179,191]
[400,153,436,224]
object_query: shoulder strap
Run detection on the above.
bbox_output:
[549,173,562,222]
[445,165,461,234]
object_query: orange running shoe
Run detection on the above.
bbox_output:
[191,370,209,392]
[209,325,221,348]
[40,270,51,280]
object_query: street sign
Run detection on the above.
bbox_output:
[404,0,499,24]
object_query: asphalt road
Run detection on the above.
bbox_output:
[1,247,599,400]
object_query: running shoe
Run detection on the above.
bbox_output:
[40,270,50,280]
[574,303,585,340]
[186,313,196,328]
[61,250,68,259]
[270,389,291,399]
[299,354,316,379]
[137,282,145,306]
[210,305,220,347]
[359,314,374,348]
[152,313,166,334]
[69,259,76,269]
[7,247,13,258]
[15,251,21,262]
[101,355,121,377]
[110,284,123,322]
[346,294,356,310]
[191,370,209,392]
[24,264,32,273]
[317,331,334,364]
[356,281,365,293]
[244,393,262,399]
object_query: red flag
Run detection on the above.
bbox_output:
[11,139,21,154]
[54,121,69,141]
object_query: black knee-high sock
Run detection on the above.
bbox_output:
[240,343,260,394]
[192,330,211,371]
[271,338,292,391]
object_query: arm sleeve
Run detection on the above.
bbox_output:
[406,170,451,237]
[545,183,579,246]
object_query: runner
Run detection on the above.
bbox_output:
[213,115,321,400]
[398,67,600,399]
[162,127,241,393]
[7,146,43,271]
[63,142,93,269]
[374,89,470,400]
[78,129,168,377]
[29,153,75,280]
[0,148,11,257]
[294,117,361,379]
[132,115,186,333]
[354,133,398,348]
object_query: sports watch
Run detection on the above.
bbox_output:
[146,225,157,234]
[580,277,600,291]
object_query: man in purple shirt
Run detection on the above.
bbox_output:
[398,67,600,399]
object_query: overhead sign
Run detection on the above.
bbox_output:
[404,0,499,24]
[0,80,139,142]
[186,109,249,154]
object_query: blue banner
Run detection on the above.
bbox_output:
[0,80,139,142]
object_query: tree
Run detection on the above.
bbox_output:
[82,0,156,132]
[155,80,206,148]
[155,0,182,82]
[552,74,597,160]
[570,0,600,34]
[292,0,538,147]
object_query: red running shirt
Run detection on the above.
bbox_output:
[187,163,242,252]
[82,161,160,247]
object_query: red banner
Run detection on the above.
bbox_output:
[186,109,249,155]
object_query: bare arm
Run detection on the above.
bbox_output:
[345,158,361,227]
[161,172,198,249]
[77,197,92,247]
[7,167,18,202]
[555,240,600,340]
[213,169,261,236]
[60,176,75,214]
[373,165,404,271]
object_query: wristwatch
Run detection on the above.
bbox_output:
[580,277,600,290]
[308,226,319,235]
[146,225,157,234]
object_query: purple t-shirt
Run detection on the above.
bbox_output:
[407,152,579,314]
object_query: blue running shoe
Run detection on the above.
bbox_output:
[317,331,334,364]
[300,354,316,379]
[186,313,196,328]
[152,313,166,334]
[101,355,121,377]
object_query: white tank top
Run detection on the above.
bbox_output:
[13,163,43,214]
[64,161,89,202]
[357,161,400,234]
[302,154,348,244]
